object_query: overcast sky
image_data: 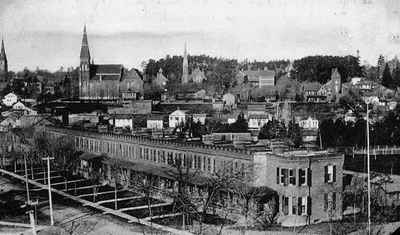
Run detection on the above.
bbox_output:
[1,0,400,71]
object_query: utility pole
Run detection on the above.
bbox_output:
[42,155,55,226]
[28,210,37,235]
[366,101,371,235]
[24,154,30,203]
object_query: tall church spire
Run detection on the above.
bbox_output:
[80,25,90,63]
[0,38,8,87]
[182,42,189,83]
[0,38,7,62]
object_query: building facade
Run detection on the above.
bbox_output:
[253,151,344,225]
[78,26,143,100]
[44,126,344,225]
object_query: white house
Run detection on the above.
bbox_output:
[344,110,357,123]
[248,114,271,130]
[222,93,236,110]
[298,116,319,130]
[0,116,18,131]
[109,114,134,130]
[192,113,207,124]
[147,116,165,130]
[2,92,18,107]
[12,101,37,115]
[169,109,189,128]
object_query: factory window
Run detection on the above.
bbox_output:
[297,197,310,216]
[325,165,336,183]
[324,192,336,212]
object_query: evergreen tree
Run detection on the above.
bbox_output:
[382,64,395,89]
[392,65,400,88]
[377,54,385,80]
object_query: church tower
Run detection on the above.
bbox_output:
[79,25,91,98]
[182,42,189,84]
[0,39,8,90]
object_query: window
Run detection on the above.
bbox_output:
[325,165,336,183]
[282,196,289,215]
[277,168,298,186]
[298,168,311,186]
[299,169,306,186]
[276,167,280,184]
[280,168,288,185]
[289,169,296,185]
[324,192,337,212]
[292,197,297,215]
[298,197,310,216]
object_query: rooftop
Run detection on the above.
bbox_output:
[91,64,123,75]
[276,150,341,159]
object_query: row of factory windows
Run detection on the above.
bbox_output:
[276,164,337,187]
[76,136,248,175]
[280,192,338,216]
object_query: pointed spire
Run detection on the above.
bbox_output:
[0,38,6,61]
[80,24,90,62]
[184,42,187,57]
[182,42,189,83]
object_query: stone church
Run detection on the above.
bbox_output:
[79,26,143,100]
[0,39,8,91]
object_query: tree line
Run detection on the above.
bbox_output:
[319,105,400,148]
[291,55,362,84]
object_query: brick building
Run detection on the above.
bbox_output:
[44,127,344,225]
[253,150,344,225]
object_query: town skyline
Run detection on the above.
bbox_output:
[2,0,400,71]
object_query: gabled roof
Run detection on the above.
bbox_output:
[79,152,103,161]
[147,115,166,121]
[302,82,321,91]
[170,109,189,116]
[244,70,275,82]
[91,64,122,74]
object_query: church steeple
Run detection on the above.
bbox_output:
[0,38,8,86]
[182,42,189,83]
[0,39,7,63]
[80,25,90,64]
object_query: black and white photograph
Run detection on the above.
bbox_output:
[0,0,400,234]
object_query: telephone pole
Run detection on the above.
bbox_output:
[42,155,54,226]
[366,100,371,235]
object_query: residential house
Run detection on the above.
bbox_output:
[191,67,207,83]
[0,116,18,131]
[319,68,342,102]
[244,69,276,88]
[192,113,207,124]
[248,114,271,130]
[2,92,18,107]
[298,116,319,130]
[12,101,37,115]
[222,93,236,110]
[169,109,189,128]
[298,116,319,146]
[109,114,134,130]
[247,103,266,115]
[147,115,166,130]
[153,68,168,88]
[344,110,357,123]
[302,82,326,103]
